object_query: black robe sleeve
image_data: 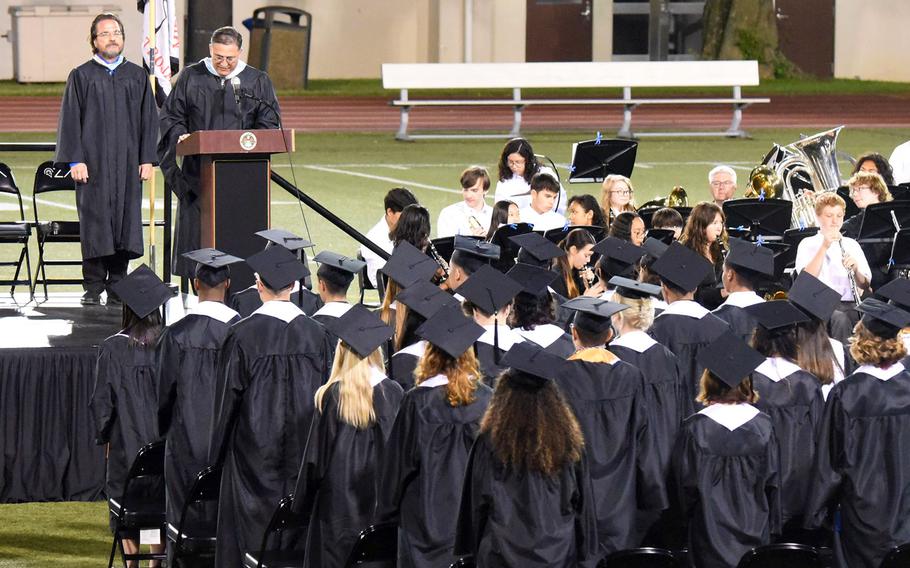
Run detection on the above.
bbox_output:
[156,329,179,437]
[56,69,86,164]
[291,393,337,515]
[90,342,116,445]
[375,393,420,523]
[453,436,490,557]
[804,389,845,530]
[208,331,246,465]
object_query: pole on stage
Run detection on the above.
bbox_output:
[147,0,158,274]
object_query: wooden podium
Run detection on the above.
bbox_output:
[177,129,294,290]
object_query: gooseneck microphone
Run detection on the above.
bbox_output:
[230,76,242,107]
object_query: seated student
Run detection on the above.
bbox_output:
[876,277,910,369]
[509,230,566,269]
[455,342,598,567]
[91,265,173,564]
[592,235,646,293]
[292,306,404,568]
[484,199,520,241]
[377,306,492,568]
[157,249,241,558]
[805,298,910,568]
[673,334,781,568]
[437,166,494,238]
[745,301,826,542]
[519,172,566,232]
[609,211,646,247]
[648,242,731,419]
[446,235,501,292]
[600,174,637,226]
[494,137,566,214]
[679,202,728,310]
[506,263,576,359]
[560,297,667,558]
[230,228,323,317]
[711,238,775,342]
[210,246,333,568]
[457,264,525,385]
[567,194,607,228]
[361,187,419,288]
[310,251,365,346]
[650,207,685,240]
[551,228,600,299]
[841,171,893,290]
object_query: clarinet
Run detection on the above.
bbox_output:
[581,264,597,288]
[838,239,862,306]
[427,240,450,285]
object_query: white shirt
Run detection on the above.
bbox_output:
[794,233,871,301]
[360,217,393,287]
[890,140,910,184]
[436,201,493,238]
[715,290,764,310]
[519,206,566,232]
[493,166,567,215]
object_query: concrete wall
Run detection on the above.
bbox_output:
[834,0,910,81]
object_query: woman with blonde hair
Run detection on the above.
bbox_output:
[292,306,403,567]
[377,306,493,568]
[600,174,637,226]
[679,201,728,309]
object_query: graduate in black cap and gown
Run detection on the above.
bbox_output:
[505,261,576,358]
[376,306,492,568]
[292,306,404,568]
[90,264,174,560]
[711,238,774,342]
[455,342,599,567]
[310,251,365,325]
[788,272,849,397]
[672,334,781,568]
[647,242,731,418]
[210,245,333,568]
[229,229,323,317]
[445,235,501,292]
[805,297,910,568]
[875,277,910,370]
[558,296,667,558]
[156,249,241,551]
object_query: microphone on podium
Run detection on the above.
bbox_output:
[230,76,241,106]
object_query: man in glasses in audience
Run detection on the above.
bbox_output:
[708,165,738,207]
[55,12,158,306]
[158,26,281,280]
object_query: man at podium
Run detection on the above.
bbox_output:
[158,25,281,279]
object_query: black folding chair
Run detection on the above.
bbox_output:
[0,163,32,298]
[343,522,397,567]
[108,440,167,568]
[881,543,910,568]
[600,547,682,568]
[450,556,475,568]
[166,465,222,567]
[736,543,823,568]
[242,494,308,568]
[31,160,82,298]
[357,251,384,306]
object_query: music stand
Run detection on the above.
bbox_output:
[779,227,819,270]
[858,201,910,243]
[889,184,910,201]
[723,198,792,242]
[490,222,533,270]
[836,186,860,219]
[888,229,910,270]
[638,206,692,229]
[543,225,605,244]
[568,139,637,183]
[645,228,675,244]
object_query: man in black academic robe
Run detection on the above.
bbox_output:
[55,13,158,305]
[157,26,280,278]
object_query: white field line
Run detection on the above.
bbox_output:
[301,165,461,195]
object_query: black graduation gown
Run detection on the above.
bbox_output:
[750,360,825,527]
[516,323,576,359]
[209,302,332,568]
[156,304,240,526]
[56,59,158,260]
[693,257,725,310]
[472,324,524,387]
[805,367,910,568]
[229,285,324,318]
[712,301,761,343]
[454,433,600,568]
[558,350,667,557]
[647,302,730,418]
[90,335,160,506]
[157,61,280,277]
[310,301,353,349]
[388,341,426,391]
[376,380,493,568]
[293,378,404,568]
[672,407,781,568]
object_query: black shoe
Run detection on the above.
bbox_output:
[80,292,102,306]
[106,295,123,307]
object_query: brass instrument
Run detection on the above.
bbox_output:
[427,240,450,285]
[639,185,688,209]
[838,238,862,306]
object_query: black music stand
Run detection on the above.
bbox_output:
[858,201,910,243]
[568,139,637,183]
[543,225,605,244]
[778,227,820,270]
[889,184,910,201]
[836,186,860,219]
[638,206,692,229]
[490,222,534,270]
[888,229,910,271]
[723,198,792,242]
[646,228,675,244]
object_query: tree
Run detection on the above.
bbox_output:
[702,0,798,78]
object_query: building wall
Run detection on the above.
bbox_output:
[834,0,910,81]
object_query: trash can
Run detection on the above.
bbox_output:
[9,4,119,82]
[245,6,312,90]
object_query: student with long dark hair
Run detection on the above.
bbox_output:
[493,137,566,214]
[679,202,728,310]
[551,228,598,299]
[484,199,520,241]
[507,263,576,358]
[567,194,606,228]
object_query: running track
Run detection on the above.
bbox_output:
[1,94,909,133]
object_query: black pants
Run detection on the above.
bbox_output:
[82,251,130,297]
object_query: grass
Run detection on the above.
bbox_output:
[0,502,110,568]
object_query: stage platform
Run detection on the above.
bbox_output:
[0,293,124,503]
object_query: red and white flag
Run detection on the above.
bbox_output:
[138,0,180,106]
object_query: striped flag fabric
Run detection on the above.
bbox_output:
[138,0,180,106]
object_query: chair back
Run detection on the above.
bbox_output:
[120,440,166,509]
[736,543,822,568]
[33,161,76,195]
[600,547,681,568]
[250,494,308,567]
[0,163,20,196]
[881,543,910,568]
[172,465,222,552]
[343,522,397,567]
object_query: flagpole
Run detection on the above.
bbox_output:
[147,0,157,275]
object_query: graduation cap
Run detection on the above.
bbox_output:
[314,250,366,289]
[856,297,910,339]
[744,300,810,330]
[876,278,910,310]
[182,248,243,288]
[110,264,176,319]
[788,271,841,322]
[593,237,646,278]
[563,296,629,335]
[416,305,485,358]
[246,245,309,291]
[500,341,566,388]
[395,280,461,318]
[642,237,669,261]
[608,276,662,299]
[381,241,439,287]
[458,264,523,315]
[509,232,565,264]
[725,237,775,277]
[453,235,501,260]
[568,138,637,183]
[323,304,394,357]
[650,241,712,293]
[697,333,766,389]
[505,263,559,297]
[255,228,313,252]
